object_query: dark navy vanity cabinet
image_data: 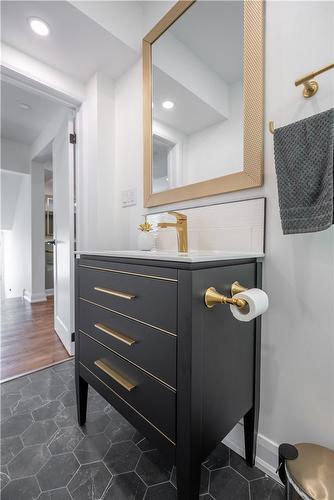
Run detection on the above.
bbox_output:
[75,254,262,500]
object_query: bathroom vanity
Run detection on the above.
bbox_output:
[75,250,263,499]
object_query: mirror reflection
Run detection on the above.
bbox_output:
[152,1,244,193]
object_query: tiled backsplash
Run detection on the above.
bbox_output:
[147,198,265,254]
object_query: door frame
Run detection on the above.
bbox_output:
[1,65,83,355]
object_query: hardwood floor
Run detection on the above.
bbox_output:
[0,296,70,381]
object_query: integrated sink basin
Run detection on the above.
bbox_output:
[75,249,264,262]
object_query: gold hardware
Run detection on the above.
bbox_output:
[269,62,334,133]
[204,286,247,309]
[94,286,136,300]
[80,297,177,337]
[295,63,334,98]
[157,211,188,253]
[94,360,136,392]
[80,362,176,445]
[94,323,136,346]
[231,281,248,296]
[81,329,176,392]
[269,121,275,134]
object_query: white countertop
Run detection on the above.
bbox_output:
[75,250,264,263]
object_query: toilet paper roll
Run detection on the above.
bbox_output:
[230,288,269,322]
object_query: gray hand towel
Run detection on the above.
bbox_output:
[273,108,334,234]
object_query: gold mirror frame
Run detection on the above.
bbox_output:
[143,0,264,208]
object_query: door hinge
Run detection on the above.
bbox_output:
[69,133,76,144]
[71,332,75,342]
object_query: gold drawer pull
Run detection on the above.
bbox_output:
[94,323,136,347]
[94,360,136,392]
[94,286,136,300]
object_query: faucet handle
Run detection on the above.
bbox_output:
[168,211,187,221]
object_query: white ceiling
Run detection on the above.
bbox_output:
[153,67,225,135]
[1,80,64,144]
[169,1,243,84]
[1,1,139,83]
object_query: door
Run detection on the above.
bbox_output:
[53,113,75,355]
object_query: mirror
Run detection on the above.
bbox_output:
[143,0,264,207]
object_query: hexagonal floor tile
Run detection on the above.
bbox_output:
[54,406,77,428]
[145,482,177,500]
[210,466,249,500]
[203,443,230,470]
[68,461,111,500]
[81,411,110,436]
[1,393,21,410]
[230,450,266,481]
[36,453,79,491]
[0,435,24,465]
[104,441,141,475]
[21,420,58,446]
[104,411,136,443]
[48,426,84,455]
[136,449,172,486]
[0,413,33,437]
[1,476,40,500]
[37,488,72,499]
[103,471,146,500]
[12,396,44,415]
[7,444,50,479]
[32,401,64,421]
[74,434,111,464]
[1,376,30,395]
[59,390,76,408]
[249,477,285,500]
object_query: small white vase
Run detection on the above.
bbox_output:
[137,231,154,251]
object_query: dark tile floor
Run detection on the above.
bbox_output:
[0,359,285,500]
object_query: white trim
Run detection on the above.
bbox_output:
[1,43,84,107]
[24,291,47,303]
[45,288,54,296]
[222,421,283,484]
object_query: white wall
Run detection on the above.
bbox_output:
[77,72,115,251]
[1,172,31,299]
[110,0,334,477]
[1,138,30,174]
[29,161,46,302]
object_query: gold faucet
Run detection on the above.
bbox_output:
[158,211,188,253]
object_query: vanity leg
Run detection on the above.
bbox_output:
[244,406,258,466]
[176,457,201,500]
[76,374,88,426]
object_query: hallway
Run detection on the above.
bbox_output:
[0,297,71,381]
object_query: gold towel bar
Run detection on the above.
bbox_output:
[269,62,334,134]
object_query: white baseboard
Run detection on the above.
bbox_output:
[223,421,282,483]
[45,288,54,296]
[24,291,47,303]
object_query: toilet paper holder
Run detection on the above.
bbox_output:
[204,281,249,309]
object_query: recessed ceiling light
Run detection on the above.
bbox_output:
[162,100,174,109]
[28,17,50,37]
[19,103,31,110]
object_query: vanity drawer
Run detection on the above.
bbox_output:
[78,300,176,389]
[79,332,176,441]
[78,262,177,333]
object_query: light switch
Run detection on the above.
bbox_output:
[121,188,137,207]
